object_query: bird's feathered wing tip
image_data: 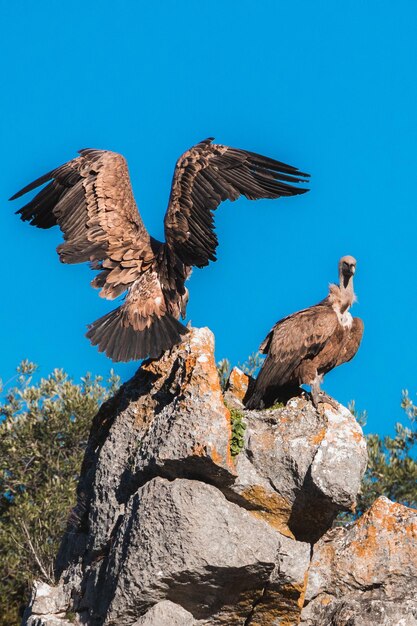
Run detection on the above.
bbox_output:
[86,307,189,362]
[198,137,310,184]
[11,169,62,228]
[9,169,55,201]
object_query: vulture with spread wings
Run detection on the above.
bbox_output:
[11,138,309,361]
[245,256,364,409]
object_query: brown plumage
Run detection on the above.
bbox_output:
[11,138,309,362]
[245,256,364,409]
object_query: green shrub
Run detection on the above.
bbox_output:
[0,362,119,626]
[355,390,417,514]
[229,407,247,458]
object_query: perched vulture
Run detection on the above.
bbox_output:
[11,138,309,362]
[245,256,364,409]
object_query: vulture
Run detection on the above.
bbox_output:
[11,138,309,362]
[245,256,364,409]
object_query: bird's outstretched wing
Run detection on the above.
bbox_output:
[258,304,338,387]
[10,149,155,300]
[164,138,309,267]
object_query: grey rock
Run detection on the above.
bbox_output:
[310,403,367,509]
[226,396,367,542]
[26,618,74,626]
[57,328,236,576]
[246,533,311,625]
[132,600,196,625]
[27,581,68,616]
[21,326,413,626]
[301,496,417,625]
[305,599,417,626]
[132,327,236,487]
[98,477,310,625]
[22,581,74,626]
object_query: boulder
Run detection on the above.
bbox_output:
[132,600,196,625]
[301,496,417,625]
[22,581,73,626]
[226,397,367,542]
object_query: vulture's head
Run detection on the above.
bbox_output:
[339,255,357,278]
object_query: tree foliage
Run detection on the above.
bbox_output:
[0,362,119,626]
[355,390,417,515]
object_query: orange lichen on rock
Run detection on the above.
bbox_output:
[227,367,250,402]
[354,496,417,543]
[126,327,238,486]
[302,497,417,624]
[249,581,307,626]
[348,497,417,579]
[297,571,310,610]
[209,445,224,467]
[351,523,378,560]
[190,329,225,395]
[241,485,294,538]
[351,429,364,443]
[310,427,326,446]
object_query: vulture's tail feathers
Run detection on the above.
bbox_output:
[245,382,303,410]
[245,357,276,409]
[245,389,265,410]
[86,307,189,362]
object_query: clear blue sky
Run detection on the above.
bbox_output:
[1,1,416,435]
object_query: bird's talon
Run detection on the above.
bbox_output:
[312,392,338,410]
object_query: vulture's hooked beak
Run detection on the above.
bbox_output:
[342,263,356,277]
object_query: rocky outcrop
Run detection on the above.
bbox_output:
[301,496,417,626]
[21,328,416,626]
[226,393,367,543]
